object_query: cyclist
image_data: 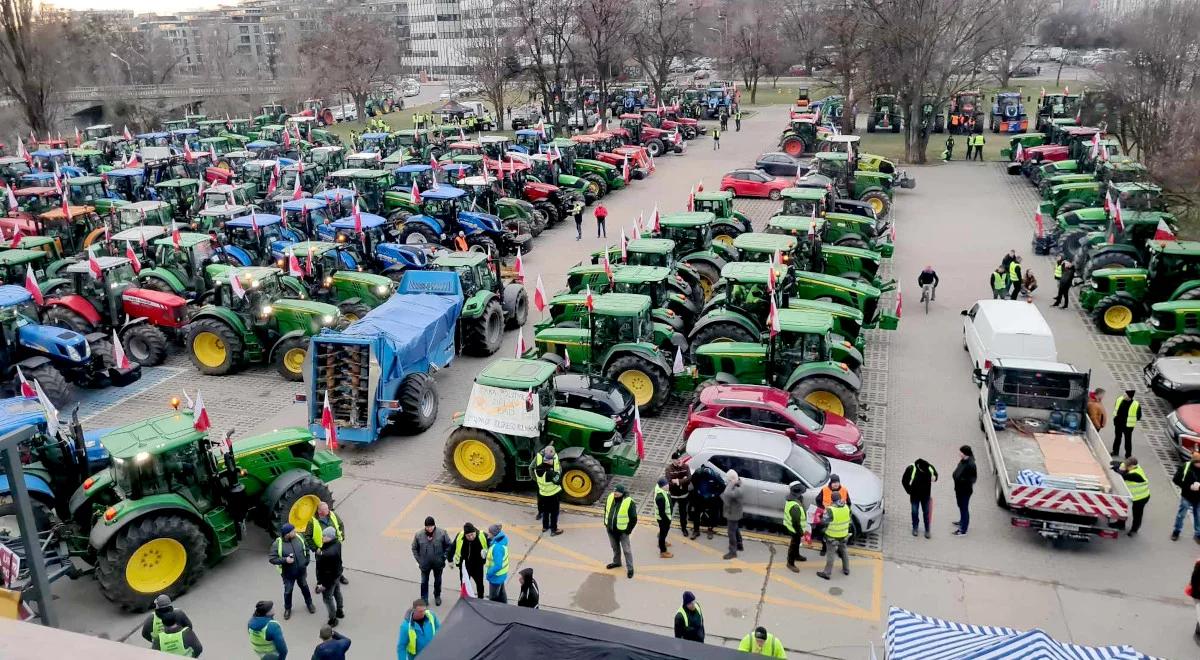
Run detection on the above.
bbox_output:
[918,265,939,302]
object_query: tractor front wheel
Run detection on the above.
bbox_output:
[585,174,607,198]
[43,306,94,334]
[15,362,71,407]
[464,300,504,356]
[120,324,169,367]
[502,283,529,330]
[397,372,438,433]
[139,277,177,294]
[468,235,498,256]
[859,191,891,218]
[1092,294,1143,335]
[535,202,559,229]
[444,427,507,491]
[781,137,804,157]
[338,302,371,323]
[96,514,208,612]
[185,319,242,376]
[790,376,859,420]
[1158,335,1200,358]
[399,223,440,246]
[274,336,310,381]
[269,474,334,535]
[605,355,670,416]
[560,455,608,506]
[686,261,721,301]
[1058,229,1090,261]
[645,138,665,158]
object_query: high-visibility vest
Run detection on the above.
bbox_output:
[406,614,438,656]
[1054,263,1063,279]
[157,628,193,656]
[311,512,344,549]
[605,493,634,531]
[454,532,489,564]
[1124,465,1150,501]
[534,453,563,496]
[273,535,306,574]
[486,542,509,577]
[992,271,1007,290]
[248,623,277,655]
[654,485,673,522]
[1008,261,1021,282]
[150,613,165,642]
[825,505,851,539]
[738,632,786,656]
[783,499,806,534]
[1114,396,1140,427]
[677,603,702,628]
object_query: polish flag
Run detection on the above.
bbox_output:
[767,296,781,337]
[126,153,140,168]
[536,119,546,137]
[636,213,644,235]
[112,330,131,369]
[321,390,339,451]
[1103,190,1112,213]
[87,246,102,279]
[622,156,630,184]
[533,274,547,313]
[139,228,148,251]
[16,139,30,165]
[6,184,18,210]
[74,127,82,147]
[1034,209,1045,238]
[292,166,304,200]
[768,255,778,293]
[183,141,195,163]
[410,181,421,206]
[1112,196,1124,233]
[266,168,278,196]
[514,329,527,358]
[687,186,695,211]
[122,125,133,140]
[288,251,304,277]
[1155,218,1176,241]
[651,205,661,232]
[192,390,211,433]
[24,269,42,305]
[460,566,473,599]
[209,143,218,162]
[9,229,23,249]
[1014,142,1024,162]
[230,268,247,299]
[15,366,36,398]
[430,155,441,171]
[585,284,594,312]
[895,283,903,319]
[459,126,466,142]
[172,226,182,249]
[620,229,628,262]
[126,241,141,273]
[514,247,524,282]
[603,251,614,283]
[632,404,645,460]
[60,188,71,219]
[282,129,292,150]
[673,346,685,374]
[563,350,571,369]
[34,379,59,436]
[591,119,603,134]
[352,200,363,235]
[696,179,704,192]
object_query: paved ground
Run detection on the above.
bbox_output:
[35,104,1200,659]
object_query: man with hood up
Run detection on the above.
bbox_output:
[721,469,744,560]
[902,458,939,538]
[517,567,540,608]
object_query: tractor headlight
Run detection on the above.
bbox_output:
[1149,317,1161,327]
[375,284,389,294]
[66,344,83,361]
[323,314,335,325]
[323,277,333,286]
[261,305,273,316]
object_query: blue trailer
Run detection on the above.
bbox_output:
[304,271,463,444]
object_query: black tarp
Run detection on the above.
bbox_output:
[419,598,748,660]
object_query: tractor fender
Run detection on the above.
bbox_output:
[405,215,446,237]
[280,275,309,299]
[461,290,496,318]
[1169,281,1200,302]
[89,493,209,554]
[603,344,672,374]
[268,330,312,366]
[139,267,187,295]
[732,211,753,233]
[689,310,760,343]
[258,467,322,514]
[783,361,862,393]
[215,245,254,267]
[15,355,54,371]
[45,295,102,328]
[555,445,586,462]
[0,473,55,503]
[280,228,305,243]
[1086,243,1141,261]
[681,251,727,273]
[38,277,71,297]
[713,220,743,240]
[118,316,150,332]
[191,306,250,336]
[652,310,684,332]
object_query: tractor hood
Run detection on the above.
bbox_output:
[575,158,617,172]
[525,181,559,195]
[273,298,341,317]
[498,197,536,213]
[331,269,393,288]
[375,243,431,270]
[123,288,189,328]
[459,210,503,233]
[18,323,90,363]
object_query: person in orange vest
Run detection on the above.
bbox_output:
[453,231,468,252]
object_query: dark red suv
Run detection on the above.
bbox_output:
[685,384,865,463]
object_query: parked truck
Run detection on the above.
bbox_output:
[980,360,1131,543]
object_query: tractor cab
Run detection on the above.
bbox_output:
[418,186,466,223]
[479,136,513,161]
[345,151,384,170]
[325,213,392,255]
[163,120,189,133]
[444,141,482,161]
[68,149,108,175]
[225,213,293,265]
[458,176,506,214]
[257,124,286,143]
[0,156,32,187]
[514,129,550,153]
[111,226,169,262]
[313,188,358,218]
[1112,181,1165,213]
[197,136,238,159]
[328,169,391,214]
[245,141,280,161]
[1038,93,1081,126]
[308,146,346,175]
[732,232,805,265]
[279,163,320,195]
[610,265,698,330]
[658,212,716,255]
[280,198,332,237]
[67,176,108,205]
[272,241,356,279]
[147,232,219,294]
[392,164,434,191]
[196,203,249,234]
[152,179,201,220]
[219,150,256,173]
[439,163,473,184]
[0,249,50,288]
[116,200,176,232]
[948,91,983,133]
[991,92,1028,133]
[105,168,149,201]
[588,293,657,348]
[84,124,113,141]
[61,256,143,319]
[204,183,255,209]
[779,187,828,218]
[256,104,289,127]
[240,159,278,194]
[8,187,60,222]
[528,153,563,185]
[4,235,68,265]
[358,132,394,154]
[38,206,101,255]
[196,120,227,138]
[170,128,199,149]
[867,94,901,133]
[619,114,646,142]
[431,251,499,298]
[392,129,426,154]
[136,132,171,148]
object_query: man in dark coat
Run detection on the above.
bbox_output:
[517,567,540,608]
[953,445,978,536]
[269,523,315,619]
[314,527,345,626]
[673,591,705,643]
[902,458,938,538]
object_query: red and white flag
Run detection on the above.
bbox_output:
[514,247,524,282]
[460,566,473,599]
[183,141,195,163]
[591,119,603,134]
[60,187,71,219]
[585,284,595,312]
[430,155,441,171]
[768,253,778,293]
[632,403,645,460]
[288,251,304,277]
[112,330,131,369]
[266,168,278,196]
[603,251,614,283]
[250,211,261,236]
[1014,142,1024,162]
[209,143,218,162]
[895,283,903,319]
[126,152,140,168]
[1103,190,1112,213]
[5,184,17,210]
[533,274,547,313]
[126,241,141,273]
[306,244,315,276]
[620,229,628,262]
[651,205,661,232]
[122,125,133,140]
[1155,218,1176,241]
[1034,209,1045,238]
[292,166,304,201]
[87,246,102,279]
[172,226,182,249]
[15,366,35,398]
[767,296,781,337]
[536,119,546,137]
[193,390,211,433]
[74,127,82,147]
[230,268,247,299]
[687,186,695,211]
[622,156,630,184]
[282,129,291,150]
[34,378,59,436]
[1112,196,1125,233]
[321,390,339,451]
[410,181,421,206]
[352,200,363,235]
[16,139,30,165]
[24,269,42,305]
[696,179,704,192]
[515,329,527,357]
[9,229,23,249]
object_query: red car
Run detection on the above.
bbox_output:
[685,384,865,462]
[720,169,793,200]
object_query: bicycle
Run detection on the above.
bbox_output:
[921,283,936,314]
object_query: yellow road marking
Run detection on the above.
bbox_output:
[429,489,598,566]
[380,489,429,538]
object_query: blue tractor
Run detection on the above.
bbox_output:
[990,91,1029,134]
[220,213,306,266]
[311,213,435,278]
[394,186,531,257]
[392,164,434,191]
[0,285,141,408]
[704,87,732,119]
[303,270,462,444]
[279,198,335,239]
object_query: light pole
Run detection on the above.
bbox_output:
[110,52,133,85]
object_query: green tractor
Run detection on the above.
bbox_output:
[528,153,593,209]
[691,190,753,247]
[430,251,528,357]
[184,266,343,380]
[1126,301,1200,356]
[622,238,707,310]
[444,358,638,504]
[653,211,737,299]
[327,168,417,222]
[778,116,823,157]
[534,292,675,415]
[65,408,341,610]
[273,241,396,320]
[808,152,896,217]
[137,232,227,299]
[458,175,547,238]
[0,235,77,280]
[733,230,891,290]
[1071,211,1178,279]
[866,94,902,133]
[563,262,699,334]
[0,249,71,297]
[549,138,622,198]
[1080,240,1200,335]
[767,212,893,258]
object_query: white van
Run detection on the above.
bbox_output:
[961,300,1057,380]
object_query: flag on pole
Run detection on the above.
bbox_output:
[5,184,17,210]
[16,138,30,165]
[172,226,182,249]
[533,274,547,313]
[585,284,594,312]
[514,247,524,282]
[306,244,315,276]
[230,268,246,299]
[460,565,473,599]
[632,404,645,460]
[34,379,59,436]
[266,168,278,196]
[282,128,291,150]
[1155,218,1176,241]
[112,330,131,369]
[192,390,211,433]
[602,251,614,283]
[1014,142,1024,162]
[620,229,628,262]
[122,125,133,140]
[563,349,571,369]
[651,205,661,232]
[321,390,339,451]
[183,141,195,163]
[1112,196,1125,233]
[1103,190,1112,213]
[15,366,35,398]
[591,119,603,134]
[87,246,102,279]
[352,199,363,236]
[768,296,781,337]
[288,251,303,277]
[687,186,695,211]
[126,241,141,273]
[768,253,778,293]
[895,283,903,318]
[25,269,42,305]
[515,329,527,357]
[74,127,81,147]
[9,229,23,249]
[673,346,685,374]
[410,181,421,206]
[636,212,644,235]
[292,166,304,200]
[536,119,546,137]
[622,156,630,184]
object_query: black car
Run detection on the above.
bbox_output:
[553,373,636,437]
[755,152,807,177]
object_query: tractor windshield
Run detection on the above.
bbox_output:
[454,265,479,295]
[780,330,826,366]
[0,256,42,284]
[693,198,728,217]
[660,225,708,254]
[393,169,433,190]
[70,181,106,202]
[626,250,668,268]
[156,185,195,209]
[423,198,457,220]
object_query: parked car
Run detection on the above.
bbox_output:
[554,373,636,437]
[402,84,420,97]
[331,104,357,122]
[1144,356,1200,406]
[683,427,884,540]
[1165,403,1200,459]
[720,169,793,200]
[685,384,864,462]
[755,152,805,177]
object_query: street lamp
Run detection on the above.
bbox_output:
[110,52,133,85]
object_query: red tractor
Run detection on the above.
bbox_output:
[40,256,189,366]
[489,159,577,227]
[640,107,702,140]
[948,90,984,135]
[297,99,336,127]
[618,114,685,157]
[1016,144,1070,177]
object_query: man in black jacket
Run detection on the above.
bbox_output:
[269,523,316,619]
[314,527,344,626]
[517,567,540,608]
[141,594,194,647]
[902,458,938,538]
[953,446,978,536]
[674,591,704,643]
[151,610,204,656]
[1172,451,1200,542]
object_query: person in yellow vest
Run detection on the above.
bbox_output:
[485,523,511,602]
[604,484,638,578]
[397,598,439,659]
[453,522,489,598]
[1113,456,1150,536]
[152,609,203,656]
[140,594,194,647]
[1007,256,1023,300]
[783,483,809,571]
[311,501,349,585]
[673,590,705,642]
[974,132,986,160]
[654,477,674,558]
[1111,389,1141,459]
[248,600,288,659]
[737,626,787,657]
[816,490,851,580]
[533,445,564,535]
[989,266,1008,299]
[268,523,315,619]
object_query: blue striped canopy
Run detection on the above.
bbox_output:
[886,608,1151,660]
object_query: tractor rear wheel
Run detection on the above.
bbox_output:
[790,376,859,420]
[269,474,334,536]
[686,261,721,301]
[646,138,665,158]
[464,300,504,356]
[560,455,608,505]
[399,223,440,245]
[120,324,169,367]
[1159,334,1200,358]
[96,514,208,612]
[859,191,891,218]
[15,362,71,407]
[535,202,559,229]
[338,302,371,322]
[502,283,529,330]
[584,174,607,199]
[781,137,805,157]
[605,354,670,416]
[397,372,438,433]
[1092,294,1143,335]
[139,277,177,294]
[444,427,507,491]
[711,223,743,249]
[185,318,242,376]
[43,306,94,334]
[834,236,870,250]
[1083,252,1138,280]
[1058,229,1090,261]
[689,321,758,361]
[274,336,309,381]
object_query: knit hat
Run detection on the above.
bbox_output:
[488,523,502,536]
[671,448,685,460]
[789,483,805,495]
[657,477,668,487]
[614,484,627,494]
[153,594,172,609]
[424,516,436,527]
[255,600,274,617]
[280,523,295,535]
[682,591,696,606]
[1125,389,1135,397]
[726,469,739,484]
[464,522,477,534]
[755,626,768,639]
[829,474,841,484]
[543,446,556,458]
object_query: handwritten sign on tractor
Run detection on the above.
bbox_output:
[464,384,540,437]
[0,543,20,589]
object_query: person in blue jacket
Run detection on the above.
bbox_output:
[397,598,440,659]
[485,523,510,603]
[248,600,288,659]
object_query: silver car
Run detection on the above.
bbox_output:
[684,427,884,538]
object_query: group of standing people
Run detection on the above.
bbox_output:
[900,448,979,538]
[990,250,1036,301]
[942,133,985,161]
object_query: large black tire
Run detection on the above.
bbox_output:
[689,321,758,360]
[604,354,670,416]
[43,306,94,334]
[859,190,891,218]
[468,235,498,256]
[711,223,743,249]
[273,335,309,381]
[686,261,721,301]
[1158,334,1200,358]
[95,514,209,612]
[1082,252,1138,280]
[397,372,438,433]
[0,497,53,537]
[269,474,334,535]
[1092,293,1144,335]
[16,362,72,407]
[535,202,559,229]
[584,174,607,199]
[559,455,608,505]
[645,138,666,158]
[399,222,440,245]
[1056,201,1087,216]
[502,283,529,330]
[139,277,176,294]
[463,299,504,356]
[790,376,859,420]
[1058,228,1090,261]
[120,324,169,367]
[444,427,508,491]
[834,236,870,250]
[338,302,371,322]
[185,318,242,376]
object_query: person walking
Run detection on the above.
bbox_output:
[604,484,637,578]
[735,109,742,132]
[485,523,511,602]
[783,483,809,571]
[666,449,693,539]
[397,599,440,660]
[1052,259,1075,308]
[953,445,977,536]
[990,266,1009,299]
[311,501,348,585]
[269,524,315,620]
[516,567,540,608]
[689,464,721,540]
[412,516,453,606]
[737,626,787,657]
[452,522,489,598]
[141,594,194,647]
[964,133,974,160]
[674,591,705,643]
[1111,389,1141,459]
[1088,388,1108,434]
[654,477,675,558]
[943,136,955,161]
[312,627,351,660]
[902,458,938,538]
[721,470,745,560]
[248,600,288,660]
[816,491,852,580]
[1007,256,1023,300]
[533,446,564,535]
[151,610,203,657]
[594,203,608,238]
[712,127,721,150]
[314,527,345,627]
[719,110,729,131]
[1112,456,1150,536]
[1172,452,1200,542]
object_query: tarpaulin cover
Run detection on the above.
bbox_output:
[332,273,462,375]
[420,598,747,660]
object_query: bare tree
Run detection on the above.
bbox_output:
[512,0,576,118]
[461,12,521,128]
[299,14,399,124]
[816,2,871,134]
[631,0,694,105]
[0,0,61,133]
[984,0,1048,88]
[778,0,827,76]
[575,0,635,122]
[727,0,781,104]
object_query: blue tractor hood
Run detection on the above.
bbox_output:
[18,323,91,365]
[375,243,431,271]
[458,210,502,233]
